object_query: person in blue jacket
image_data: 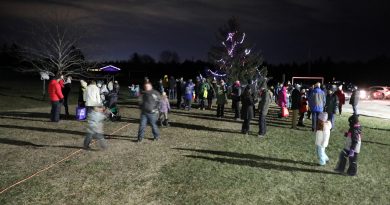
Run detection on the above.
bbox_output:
[309,82,326,132]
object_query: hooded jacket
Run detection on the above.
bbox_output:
[86,84,102,107]
[309,87,326,112]
[48,79,64,101]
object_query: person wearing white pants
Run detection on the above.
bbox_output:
[315,112,332,165]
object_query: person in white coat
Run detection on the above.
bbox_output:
[86,80,102,110]
[315,112,332,166]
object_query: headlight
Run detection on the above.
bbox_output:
[359,90,366,99]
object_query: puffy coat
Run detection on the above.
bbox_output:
[325,93,339,114]
[159,97,171,113]
[48,79,64,101]
[140,90,161,113]
[315,121,332,147]
[86,84,102,107]
[334,90,345,105]
[309,87,326,112]
[277,86,287,107]
[185,82,194,100]
[258,89,271,116]
[291,88,301,110]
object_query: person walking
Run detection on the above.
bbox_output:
[83,106,108,150]
[137,82,161,142]
[349,86,359,115]
[215,79,228,118]
[291,84,301,129]
[158,92,171,126]
[325,89,339,130]
[308,82,326,131]
[62,76,72,117]
[258,83,271,137]
[231,80,242,120]
[48,75,64,122]
[86,80,102,112]
[334,85,346,115]
[184,79,194,110]
[241,86,254,135]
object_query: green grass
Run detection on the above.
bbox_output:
[0,80,389,204]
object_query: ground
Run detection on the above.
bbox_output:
[0,80,389,205]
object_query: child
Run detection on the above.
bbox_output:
[335,115,362,176]
[298,89,308,127]
[83,106,108,150]
[315,112,332,165]
[159,92,171,126]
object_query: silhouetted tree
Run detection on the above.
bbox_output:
[159,50,180,63]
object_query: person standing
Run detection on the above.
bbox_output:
[137,82,161,142]
[78,80,88,107]
[298,89,308,127]
[207,79,216,110]
[309,82,326,131]
[48,75,64,122]
[325,89,339,130]
[184,79,194,111]
[291,84,301,129]
[277,82,288,118]
[258,83,271,137]
[231,80,242,120]
[334,85,346,115]
[349,86,359,115]
[158,92,171,126]
[86,80,102,112]
[215,79,228,118]
[199,78,210,110]
[241,86,254,135]
[62,76,72,117]
[169,76,176,100]
[315,112,332,166]
[176,77,184,108]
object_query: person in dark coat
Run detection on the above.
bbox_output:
[334,85,346,115]
[62,76,72,117]
[349,86,359,115]
[258,84,271,137]
[325,89,339,130]
[176,77,184,108]
[291,84,301,129]
[207,79,216,110]
[231,80,242,120]
[241,86,254,135]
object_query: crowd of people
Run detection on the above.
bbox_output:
[47,74,363,176]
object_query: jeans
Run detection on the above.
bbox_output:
[84,132,107,149]
[352,105,358,115]
[217,104,225,117]
[327,112,335,129]
[242,119,250,133]
[232,100,240,118]
[169,89,176,99]
[50,101,61,122]
[185,98,192,110]
[311,111,320,131]
[258,114,267,135]
[316,145,329,165]
[292,109,298,129]
[137,112,160,140]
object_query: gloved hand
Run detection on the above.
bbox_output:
[349,149,355,157]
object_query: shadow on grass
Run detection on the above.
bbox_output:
[185,155,339,175]
[0,111,76,121]
[169,121,242,134]
[362,140,389,147]
[174,148,318,167]
[0,138,82,149]
[363,126,390,132]
[0,124,85,136]
[20,95,44,101]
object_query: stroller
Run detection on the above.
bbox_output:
[104,91,121,121]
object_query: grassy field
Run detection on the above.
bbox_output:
[0,80,389,204]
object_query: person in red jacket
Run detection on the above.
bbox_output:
[334,85,346,115]
[48,75,64,122]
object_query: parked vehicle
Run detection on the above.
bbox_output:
[367,86,390,100]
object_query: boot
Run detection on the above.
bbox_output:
[347,153,358,176]
[335,149,348,173]
[164,119,170,127]
[159,120,164,127]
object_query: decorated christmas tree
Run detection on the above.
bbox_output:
[208,17,267,85]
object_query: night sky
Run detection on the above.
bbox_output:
[0,0,389,63]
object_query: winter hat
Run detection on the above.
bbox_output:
[162,92,167,96]
[318,112,328,122]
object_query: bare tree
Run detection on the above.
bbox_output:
[17,14,93,78]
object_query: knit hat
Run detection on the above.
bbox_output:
[162,92,167,96]
[318,112,328,122]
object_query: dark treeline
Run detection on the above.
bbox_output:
[1,44,389,87]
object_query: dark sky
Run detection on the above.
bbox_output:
[0,0,389,63]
